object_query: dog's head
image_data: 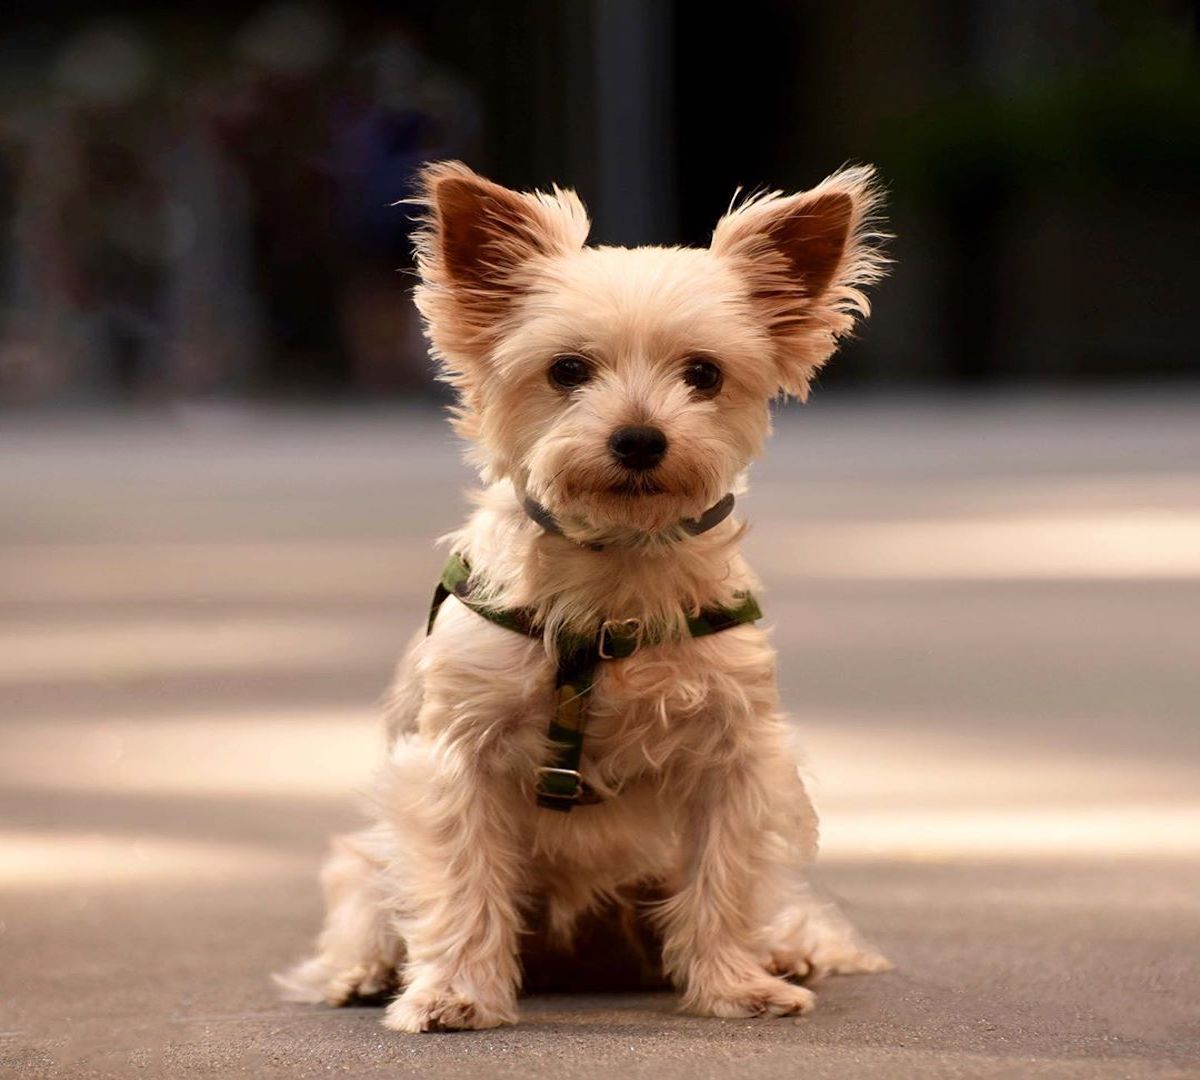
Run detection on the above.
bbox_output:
[411,162,887,541]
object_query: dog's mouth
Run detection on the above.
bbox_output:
[607,476,667,497]
[538,467,719,538]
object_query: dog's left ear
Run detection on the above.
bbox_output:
[711,166,889,399]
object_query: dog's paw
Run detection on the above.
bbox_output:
[766,894,894,982]
[765,950,811,980]
[688,976,816,1019]
[769,939,893,981]
[326,961,399,1006]
[274,958,398,1007]
[819,942,893,977]
[273,959,392,1007]
[383,986,516,1033]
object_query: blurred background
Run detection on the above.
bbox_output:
[0,0,1197,404]
[2,2,1199,1077]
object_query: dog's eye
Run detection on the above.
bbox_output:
[682,358,723,395]
[548,355,592,390]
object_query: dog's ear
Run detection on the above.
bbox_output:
[711,166,888,399]
[411,162,590,357]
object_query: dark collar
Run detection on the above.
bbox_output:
[521,493,736,550]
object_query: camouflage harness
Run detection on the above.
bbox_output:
[426,552,763,811]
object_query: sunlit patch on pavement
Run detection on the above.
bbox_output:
[0,712,381,798]
[0,832,306,888]
[820,803,1200,862]
[760,511,1200,581]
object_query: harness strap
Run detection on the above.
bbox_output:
[426,553,762,811]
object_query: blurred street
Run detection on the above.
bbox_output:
[2,393,1199,1079]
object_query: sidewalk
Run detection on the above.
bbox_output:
[2,394,1198,1078]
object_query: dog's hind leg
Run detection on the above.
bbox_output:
[760,735,891,982]
[274,828,405,1006]
[763,869,892,981]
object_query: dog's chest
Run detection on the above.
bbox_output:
[418,601,774,782]
[572,627,775,773]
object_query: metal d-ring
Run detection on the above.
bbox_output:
[598,617,642,659]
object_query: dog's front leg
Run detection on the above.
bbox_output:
[381,735,525,1032]
[659,759,816,1019]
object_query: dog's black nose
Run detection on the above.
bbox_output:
[608,425,668,471]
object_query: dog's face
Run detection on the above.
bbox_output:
[412,163,886,540]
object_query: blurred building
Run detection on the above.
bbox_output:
[0,0,1196,404]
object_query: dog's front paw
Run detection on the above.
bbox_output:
[688,976,816,1019]
[383,986,517,1033]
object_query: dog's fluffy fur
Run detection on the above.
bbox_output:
[277,162,891,1031]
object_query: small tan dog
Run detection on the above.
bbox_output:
[278,161,891,1031]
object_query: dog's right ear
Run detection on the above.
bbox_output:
[411,162,590,356]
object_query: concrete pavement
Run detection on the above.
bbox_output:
[2,393,1198,1078]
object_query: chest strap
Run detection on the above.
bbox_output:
[426,553,762,811]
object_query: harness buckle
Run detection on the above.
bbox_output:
[598,617,642,659]
[535,765,584,803]
[535,766,583,782]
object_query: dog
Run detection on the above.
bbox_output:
[277,161,891,1031]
